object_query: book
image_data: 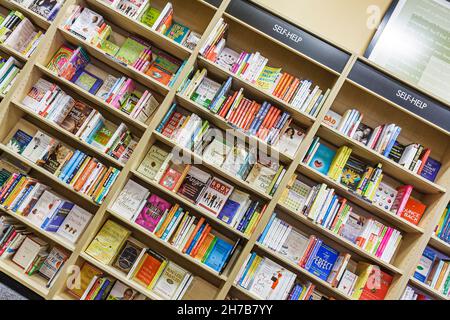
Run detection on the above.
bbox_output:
[323,110,342,129]
[132,249,166,287]
[38,247,69,282]
[203,238,233,272]
[400,198,426,226]
[373,182,397,212]
[197,177,234,216]
[134,195,172,233]
[420,157,441,182]
[106,281,138,300]
[85,220,131,265]
[165,22,190,44]
[26,190,61,227]
[71,68,103,94]
[136,145,169,180]
[113,238,145,274]
[56,205,92,243]
[151,261,190,299]
[308,144,336,175]
[306,242,339,281]
[67,262,102,298]
[352,123,373,146]
[116,38,147,65]
[110,180,149,220]
[176,166,211,203]
[6,129,32,154]
[273,125,305,158]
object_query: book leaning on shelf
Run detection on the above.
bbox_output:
[324,109,441,182]
[111,179,241,274]
[85,219,197,300]
[12,0,63,21]
[279,177,403,264]
[303,137,427,226]
[61,6,185,87]
[256,215,393,300]
[0,55,22,96]
[135,144,268,234]
[178,69,307,158]
[435,203,450,244]
[22,78,139,164]
[199,19,331,117]
[0,215,70,288]
[0,10,43,58]
[156,103,288,196]
[6,123,121,204]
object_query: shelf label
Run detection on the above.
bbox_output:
[348,60,450,132]
[203,0,222,7]
[225,0,350,73]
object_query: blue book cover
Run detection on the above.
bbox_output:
[239,252,257,287]
[59,150,80,181]
[42,201,75,232]
[156,103,177,132]
[94,278,111,300]
[186,223,206,255]
[217,198,241,225]
[71,68,103,94]
[7,129,33,155]
[204,238,233,272]
[307,242,339,281]
[414,246,437,283]
[383,127,402,157]
[258,213,276,243]
[308,144,336,175]
[11,184,34,212]
[304,239,322,270]
[420,157,441,182]
[251,102,271,134]
[65,153,87,184]
[161,207,183,240]
[320,195,338,227]
[210,77,232,113]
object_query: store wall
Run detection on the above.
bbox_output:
[251,0,393,55]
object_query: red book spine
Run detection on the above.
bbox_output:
[417,148,431,175]
[272,73,288,97]
[241,101,258,130]
[234,99,251,128]
[190,225,211,257]
[218,94,235,118]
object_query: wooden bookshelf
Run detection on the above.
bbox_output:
[0,0,448,301]
[409,277,449,301]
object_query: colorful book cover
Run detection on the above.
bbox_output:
[340,156,367,191]
[71,68,103,94]
[116,38,147,65]
[140,7,161,28]
[203,238,233,272]
[47,45,74,75]
[308,144,336,175]
[197,177,234,216]
[306,243,339,281]
[7,129,32,154]
[135,194,172,233]
[165,22,190,44]
[420,157,441,182]
[414,247,437,283]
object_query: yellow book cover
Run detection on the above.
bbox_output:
[85,220,131,265]
[279,174,297,204]
[3,176,27,208]
[327,146,344,179]
[70,156,92,187]
[245,211,261,235]
[148,260,168,290]
[351,262,373,299]
[335,147,352,180]
[245,256,262,286]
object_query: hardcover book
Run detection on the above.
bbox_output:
[111,180,149,220]
[177,166,211,203]
[308,144,336,175]
[134,194,172,233]
[137,145,169,180]
[56,205,92,243]
[306,243,339,281]
[197,177,234,216]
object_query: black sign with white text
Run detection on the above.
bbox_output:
[348,60,450,132]
[203,0,222,8]
[225,0,350,73]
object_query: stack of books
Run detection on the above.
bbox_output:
[401,286,431,300]
[178,70,306,158]
[435,203,450,244]
[0,10,43,58]
[0,164,93,243]
[0,215,69,288]
[157,103,287,196]
[111,179,240,274]
[258,216,393,300]
[413,246,450,297]
[7,125,121,204]
[23,78,138,164]
[280,179,403,263]
[12,0,62,21]
[63,6,185,86]
[136,145,268,235]
[0,55,22,96]
[85,219,196,299]
[324,109,441,182]
[200,19,330,117]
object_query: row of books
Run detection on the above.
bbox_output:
[99,0,201,50]
[414,246,450,297]
[112,179,239,274]
[0,164,92,243]
[136,144,267,234]
[85,219,196,300]
[324,109,441,183]
[178,69,306,158]
[435,203,450,244]
[63,6,185,87]
[0,215,69,288]
[7,125,120,204]
[281,178,402,263]
[158,104,287,196]
[401,286,430,300]
[12,0,63,21]
[23,78,138,164]
[0,56,21,96]
[200,18,330,117]
[303,137,427,226]
[257,217,393,300]
[0,10,43,58]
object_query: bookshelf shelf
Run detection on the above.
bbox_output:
[0,144,100,208]
[131,169,251,241]
[197,56,317,128]
[12,101,126,169]
[229,284,262,300]
[34,65,149,133]
[152,131,273,201]
[175,94,295,164]
[79,251,164,300]
[0,258,50,298]
[107,209,229,286]
[254,243,354,300]
[317,124,446,195]
[409,277,449,301]
[56,27,172,96]
[429,235,450,256]
[0,43,28,62]
[277,203,404,275]
[0,0,51,29]
[0,205,76,251]
[297,163,425,234]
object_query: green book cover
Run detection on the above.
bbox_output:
[165,22,190,44]
[140,7,161,27]
[100,39,120,57]
[115,38,147,65]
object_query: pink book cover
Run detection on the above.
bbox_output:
[375,227,392,258]
[130,90,148,118]
[135,194,172,233]
[392,185,413,216]
[111,79,136,109]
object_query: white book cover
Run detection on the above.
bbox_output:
[21,131,54,163]
[26,190,61,226]
[56,205,93,243]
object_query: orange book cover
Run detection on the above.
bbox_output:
[88,167,110,197]
[190,225,211,257]
[146,64,173,85]
[280,76,296,101]
[155,205,179,238]
[261,109,281,140]
[183,217,205,253]
[217,94,234,118]
[73,159,98,191]
[229,97,247,124]
[278,74,293,98]
[257,107,278,138]
[256,106,275,137]
[234,99,251,127]
[133,253,164,287]
[299,236,317,268]
[400,198,426,226]
[91,168,113,199]
[241,101,258,130]
[194,233,215,260]
[273,73,288,97]
[359,269,393,300]
[86,166,107,196]
[224,92,243,121]
[284,78,300,102]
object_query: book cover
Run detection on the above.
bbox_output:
[47,45,74,75]
[140,7,161,28]
[113,238,144,274]
[136,145,169,180]
[6,129,32,154]
[71,68,103,94]
[56,205,92,243]
[203,238,233,272]
[414,247,437,283]
[133,250,166,287]
[111,180,149,220]
[340,156,367,191]
[165,22,189,44]
[400,198,426,226]
[135,194,172,233]
[106,281,138,300]
[323,110,342,129]
[177,166,211,203]
[352,123,373,146]
[116,38,147,65]
[273,124,305,158]
[308,144,336,175]
[151,261,189,299]
[359,268,393,300]
[197,177,234,216]
[420,157,441,182]
[306,242,339,281]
